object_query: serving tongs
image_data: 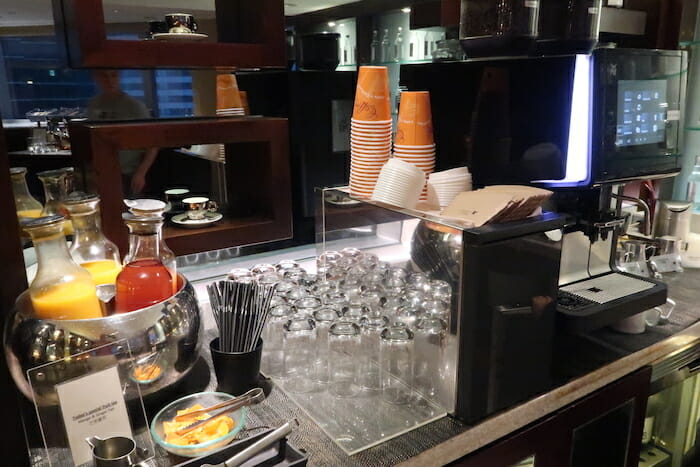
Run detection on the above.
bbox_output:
[201,420,298,467]
[175,387,265,436]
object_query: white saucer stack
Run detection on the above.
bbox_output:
[426,167,473,209]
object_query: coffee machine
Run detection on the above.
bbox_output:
[401,46,686,333]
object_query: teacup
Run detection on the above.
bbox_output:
[165,13,197,34]
[164,187,190,213]
[182,196,217,220]
[147,20,168,38]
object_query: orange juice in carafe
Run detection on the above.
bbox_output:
[32,280,102,320]
[17,209,43,219]
[82,259,122,286]
[23,215,103,320]
[64,194,121,285]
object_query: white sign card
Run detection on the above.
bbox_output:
[56,366,133,466]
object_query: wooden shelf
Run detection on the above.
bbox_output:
[69,117,293,256]
[163,216,290,256]
[54,0,286,68]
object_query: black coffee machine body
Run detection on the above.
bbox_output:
[401,47,685,421]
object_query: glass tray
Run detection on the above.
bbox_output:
[273,377,446,455]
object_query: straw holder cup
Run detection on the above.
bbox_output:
[210,338,263,396]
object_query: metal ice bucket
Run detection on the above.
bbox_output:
[4,275,202,404]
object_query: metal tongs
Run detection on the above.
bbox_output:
[175,387,266,436]
[201,419,298,467]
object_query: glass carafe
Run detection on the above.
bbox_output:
[63,194,122,285]
[124,199,177,292]
[116,213,174,313]
[10,167,43,219]
[23,215,103,320]
[37,168,73,236]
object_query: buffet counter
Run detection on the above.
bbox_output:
[170,244,700,467]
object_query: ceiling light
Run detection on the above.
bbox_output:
[328,21,336,27]
[402,7,411,13]
[26,80,34,85]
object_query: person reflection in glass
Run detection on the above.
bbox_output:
[88,70,158,196]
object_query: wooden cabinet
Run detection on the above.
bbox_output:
[53,0,286,69]
[452,367,652,467]
[69,117,293,256]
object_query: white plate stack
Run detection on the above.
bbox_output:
[371,158,426,209]
[426,167,473,209]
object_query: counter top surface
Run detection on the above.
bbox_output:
[175,267,700,467]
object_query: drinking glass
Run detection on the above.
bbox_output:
[395,304,423,328]
[312,307,341,384]
[275,280,296,296]
[261,304,293,377]
[360,289,383,312]
[283,266,307,284]
[277,259,300,271]
[360,314,389,392]
[317,250,343,269]
[341,247,363,259]
[251,263,277,276]
[414,317,447,403]
[329,321,362,397]
[428,280,452,301]
[228,268,254,282]
[286,285,311,301]
[293,296,323,317]
[342,303,370,323]
[283,318,317,393]
[380,324,415,405]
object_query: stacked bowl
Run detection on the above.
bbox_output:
[350,66,392,198]
[393,91,435,200]
[371,159,426,209]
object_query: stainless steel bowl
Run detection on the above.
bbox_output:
[4,275,202,404]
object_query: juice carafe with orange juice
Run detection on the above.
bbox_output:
[23,215,103,320]
[115,213,174,313]
[37,168,73,236]
[63,194,121,285]
[10,167,43,221]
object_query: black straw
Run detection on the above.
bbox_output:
[207,280,277,353]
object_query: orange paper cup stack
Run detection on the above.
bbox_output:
[216,74,244,116]
[394,91,435,200]
[350,66,392,198]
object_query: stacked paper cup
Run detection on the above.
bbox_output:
[216,74,245,116]
[393,91,435,200]
[350,66,392,198]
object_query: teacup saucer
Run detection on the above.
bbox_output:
[171,212,223,228]
[152,32,209,41]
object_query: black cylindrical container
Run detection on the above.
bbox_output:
[299,33,340,70]
[459,0,540,57]
[535,0,602,54]
[210,338,263,396]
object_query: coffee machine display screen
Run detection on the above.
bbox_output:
[616,80,668,147]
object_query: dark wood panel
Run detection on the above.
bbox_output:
[0,121,31,466]
[69,117,293,257]
[451,366,651,467]
[54,0,285,68]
